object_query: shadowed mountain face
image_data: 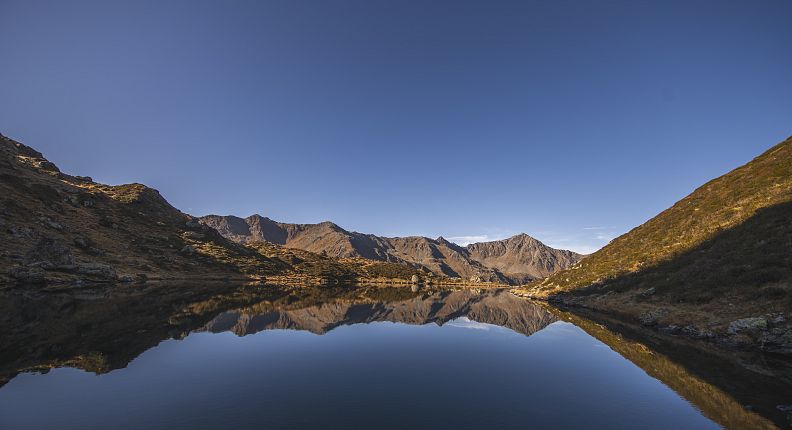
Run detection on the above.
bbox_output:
[519,136,792,350]
[200,214,582,284]
[532,135,792,298]
[0,134,291,285]
[202,288,557,337]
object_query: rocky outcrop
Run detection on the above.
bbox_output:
[467,233,583,282]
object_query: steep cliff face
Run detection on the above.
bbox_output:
[200,215,581,284]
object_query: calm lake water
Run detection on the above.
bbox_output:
[1,286,789,429]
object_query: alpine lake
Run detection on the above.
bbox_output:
[1,283,791,429]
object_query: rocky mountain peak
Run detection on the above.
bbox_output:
[198,214,582,284]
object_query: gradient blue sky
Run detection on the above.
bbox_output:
[2,0,791,253]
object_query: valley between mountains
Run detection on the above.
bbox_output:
[2,132,791,355]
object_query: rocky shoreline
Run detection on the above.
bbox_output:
[511,290,792,356]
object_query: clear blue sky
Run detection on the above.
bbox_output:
[2,0,791,253]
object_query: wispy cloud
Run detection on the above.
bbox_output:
[446,317,492,330]
[544,242,602,255]
[447,234,508,246]
[538,227,622,255]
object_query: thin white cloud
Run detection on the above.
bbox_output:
[583,226,607,230]
[595,233,616,241]
[544,242,601,255]
[446,317,492,330]
[447,234,508,246]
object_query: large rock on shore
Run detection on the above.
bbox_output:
[727,317,768,334]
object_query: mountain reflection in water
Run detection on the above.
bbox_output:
[200,287,556,337]
[0,284,790,429]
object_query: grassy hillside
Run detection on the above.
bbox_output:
[529,136,792,296]
[518,136,792,352]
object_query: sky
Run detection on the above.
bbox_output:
[1,0,791,253]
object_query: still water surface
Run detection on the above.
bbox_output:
[0,287,723,430]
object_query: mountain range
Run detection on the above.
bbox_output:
[2,130,791,354]
[0,133,575,286]
[199,214,582,284]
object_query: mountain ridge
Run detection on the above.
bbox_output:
[200,214,583,284]
[0,134,427,286]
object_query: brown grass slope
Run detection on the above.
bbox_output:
[0,134,294,285]
[519,136,792,351]
[527,135,792,295]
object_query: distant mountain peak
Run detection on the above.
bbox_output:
[199,215,582,284]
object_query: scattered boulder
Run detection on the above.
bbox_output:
[727,317,768,335]
[73,236,103,255]
[24,238,74,267]
[681,325,714,339]
[638,308,669,326]
[98,216,118,229]
[8,266,46,284]
[760,328,792,355]
[185,219,202,230]
[118,274,135,283]
[411,274,420,283]
[659,325,681,335]
[27,261,56,270]
[73,237,89,249]
[639,287,656,298]
[180,245,196,255]
[66,192,95,207]
[76,263,117,280]
[183,231,205,240]
[37,160,59,172]
[9,225,35,239]
[39,217,64,231]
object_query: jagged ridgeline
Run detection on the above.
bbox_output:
[0,133,576,286]
[0,134,285,284]
[200,215,582,284]
[0,134,422,285]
